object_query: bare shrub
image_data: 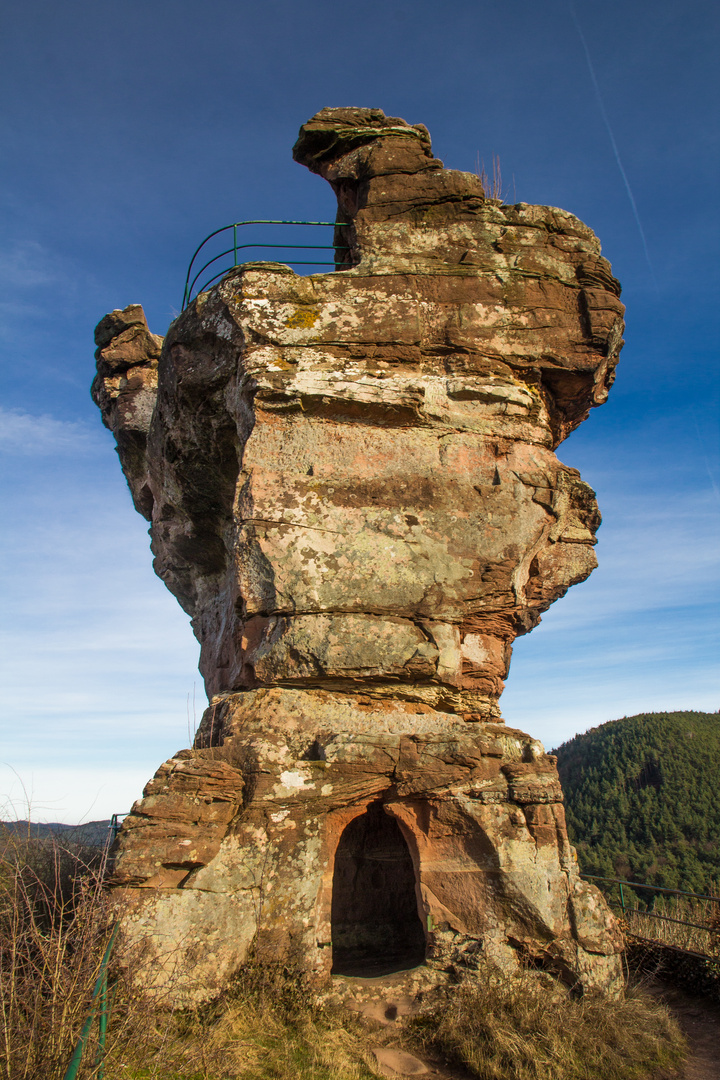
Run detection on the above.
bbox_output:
[0,823,377,1080]
[0,826,125,1080]
[476,153,503,201]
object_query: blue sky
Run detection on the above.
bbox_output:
[1,0,718,823]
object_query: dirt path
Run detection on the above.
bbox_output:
[647,979,720,1080]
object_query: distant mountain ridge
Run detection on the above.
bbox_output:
[554,711,720,895]
[1,820,111,847]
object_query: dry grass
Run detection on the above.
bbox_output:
[409,962,686,1080]
[112,960,688,1080]
[103,963,380,1080]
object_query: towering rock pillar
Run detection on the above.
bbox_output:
[93,108,625,1000]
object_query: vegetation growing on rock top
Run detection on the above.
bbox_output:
[555,711,720,895]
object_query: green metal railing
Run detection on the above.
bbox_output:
[107,812,127,846]
[582,873,720,955]
[181,219,352,310]
[63,923,120,1080]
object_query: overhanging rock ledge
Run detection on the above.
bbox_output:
[92,107,625,1002]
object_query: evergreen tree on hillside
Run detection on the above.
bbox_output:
[554,711,720,895]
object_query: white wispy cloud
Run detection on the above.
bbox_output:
[0,444,205,824]
[531,488,720,632]
[0,764,158,825]
[0,240,89,340]
[0,407,102,455]
[0,239,73,291]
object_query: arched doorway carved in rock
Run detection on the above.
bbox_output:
[330,800,426,977]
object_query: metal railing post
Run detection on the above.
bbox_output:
[94,970,109,1079]
[62,924,120,1080]
[63,1005,98,1080]
[619,881,626,917]
[108,812,129,846]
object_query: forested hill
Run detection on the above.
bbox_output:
[1,820,110,847]
[554,711,720,895]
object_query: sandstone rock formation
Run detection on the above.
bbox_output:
[93,108,625,1001]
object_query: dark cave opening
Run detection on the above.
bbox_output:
[331,800,426,977]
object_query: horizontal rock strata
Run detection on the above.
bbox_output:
[114,691,622,999]
[94,107,625,1001]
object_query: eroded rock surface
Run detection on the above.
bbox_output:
[94,108,625,1001]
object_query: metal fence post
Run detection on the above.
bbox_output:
[95,970,108,1079]
[62,924,120,1080]
[63,1005,98,1080]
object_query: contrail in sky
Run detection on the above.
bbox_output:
[568,2,657,284]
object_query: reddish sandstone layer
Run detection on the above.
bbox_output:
[111,690,623,999]
[93,108,625,1001]
[93,108,623,718]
